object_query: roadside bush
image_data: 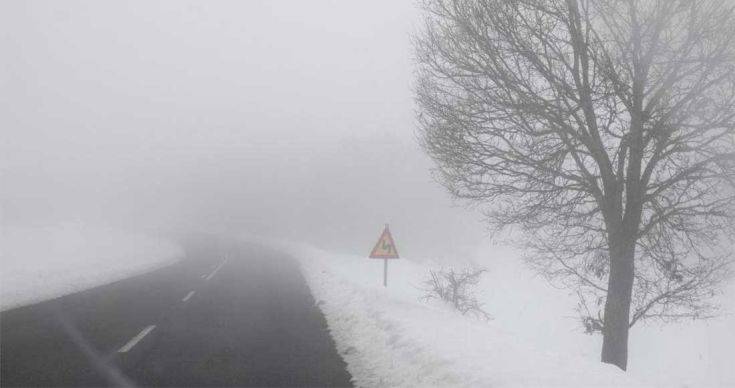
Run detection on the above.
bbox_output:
[421,268,491,320]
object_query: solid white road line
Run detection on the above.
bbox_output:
[205,258,228,281]
[118,325,156,353]
[182,290,195,302]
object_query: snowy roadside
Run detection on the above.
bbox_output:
[275,241,644,388]
[1,223,183,311]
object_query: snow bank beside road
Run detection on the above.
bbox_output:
[280,242,641,387]
[471,243,735,388]
[1,223,183,311]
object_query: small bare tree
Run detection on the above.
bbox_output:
[415,0,735,370]
[422,268,491,320]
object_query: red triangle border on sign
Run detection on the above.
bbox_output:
[369,225,400,259]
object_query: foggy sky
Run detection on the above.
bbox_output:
[1,1,484,258]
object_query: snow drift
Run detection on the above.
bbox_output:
[272,238,735,387]
[278,242,642,387]
[1,223,183,311]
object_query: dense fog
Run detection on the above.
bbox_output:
[1,0,484,258]
[3,2,735,387]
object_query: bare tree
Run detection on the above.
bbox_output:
[414,0,735,370]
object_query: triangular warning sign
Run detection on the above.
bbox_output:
[369,225,400,259]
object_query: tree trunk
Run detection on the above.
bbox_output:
[601,236,635,370]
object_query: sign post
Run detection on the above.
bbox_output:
[384,258,388,287]
[369,224,400,287]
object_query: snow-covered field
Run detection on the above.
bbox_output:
[1,223,183,311]
[279,241,735,388]
[471,244,735,388]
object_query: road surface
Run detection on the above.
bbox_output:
[0,237,352,387]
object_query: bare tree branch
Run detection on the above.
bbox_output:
[415,0,735,370]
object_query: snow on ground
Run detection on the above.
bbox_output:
[276,241,643,388]
[469,243,735,388]
[273,238,735,387]
[1,222,183,311]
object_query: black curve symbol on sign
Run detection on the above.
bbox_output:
[381,240,393,253]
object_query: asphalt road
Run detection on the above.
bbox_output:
[0,237,352,387]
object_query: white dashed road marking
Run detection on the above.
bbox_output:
[205,258,228,281]
[116,257,228,355]
[182,291,195,302]
[118,325,156,353]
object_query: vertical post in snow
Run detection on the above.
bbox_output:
[370,224,398,287]
[383,258,388,287]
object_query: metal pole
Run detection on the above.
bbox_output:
[383,258,388,287]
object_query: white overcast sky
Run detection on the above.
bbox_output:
[0,1,484,257]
